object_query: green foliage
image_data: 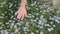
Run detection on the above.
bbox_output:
[0,0,60,34]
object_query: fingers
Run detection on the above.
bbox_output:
[17,14,24,20]
[17,14,21,19]
[21,15,24,20]
[16,12,27,20]
[21,13,28,20]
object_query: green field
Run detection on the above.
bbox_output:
[0,0,60,34]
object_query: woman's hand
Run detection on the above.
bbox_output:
[15,6,27,20]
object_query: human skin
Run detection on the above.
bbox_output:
[15,0,27,20]
[15,0,60,20]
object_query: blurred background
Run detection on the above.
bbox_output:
[0,0,60,34]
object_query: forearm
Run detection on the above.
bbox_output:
[20,0,27,7]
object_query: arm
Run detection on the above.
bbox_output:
[20,0,27,7]
[15,0,27,20]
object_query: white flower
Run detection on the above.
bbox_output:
[14,25,17,29]
[50,22,53,24]
[36,8,39,10]
[49,17,54,20]
[11,23,14,26]
[36,13,39,15]
[9,20,12,22]
[35,4,37,6]
[0,16,4,18]
[40,15,44,19]
[0,27,2,29]
[15,28,19,32]
[40,26,43,29]
[39,20,42,25]
[34,1,36,5]
[40,11,42,13]
[10,16,14,18]
[40,31,44,34]
[23,27,29,31]
[9,3,13,8]
[13,20,15,22]
[55,19,60,23]
[24,32,27,34]
[1,2,6,4]
[57,11,60,13]
[11,33,13,34]
[0,30,3,34]
[3,30,8,34]
[48,28,51,32]
[25,22,29,27]
[36,18,39,20]
[31,32,34,34]
[53,25,56,27]
[36,30,39,32]
[31,4,34,6]
[34,19,37,22]
[2,14,4,16]
[50,28,54,30]
[0,22,2,24]
[45,24,50,27]
[37,25,40,28]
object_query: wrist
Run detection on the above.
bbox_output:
[20,3,26,7]
[20,5,26,8]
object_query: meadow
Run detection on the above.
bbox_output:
[0,0,60,34]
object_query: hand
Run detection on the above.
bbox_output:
[15,6,27,20]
